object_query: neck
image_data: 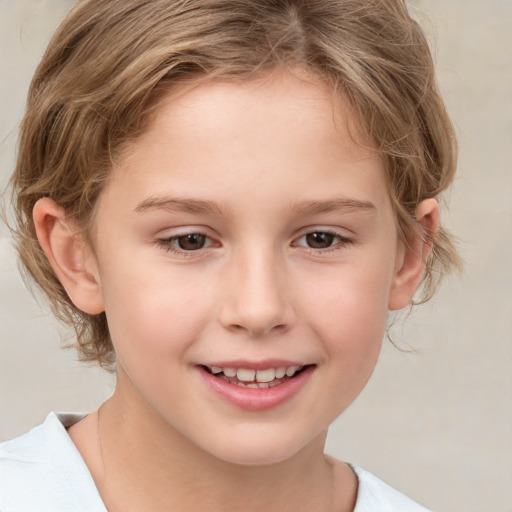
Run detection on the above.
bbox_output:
[95,389,339,512]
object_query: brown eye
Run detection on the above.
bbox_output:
[177,233,207,250]
[305,232,335,249]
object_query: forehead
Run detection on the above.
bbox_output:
[101,69,389,220]
[137,70,374,160]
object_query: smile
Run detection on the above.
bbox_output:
[198,363,315,411]
[203,365,307,388]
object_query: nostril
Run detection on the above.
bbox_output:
[229,322,288,337]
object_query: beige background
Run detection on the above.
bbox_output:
[0,1,511,511]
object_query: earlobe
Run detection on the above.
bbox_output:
[388,198,440,311]
[33,197,105,314]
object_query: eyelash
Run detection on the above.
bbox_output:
[293,230,353,253]
[156,229,353,256]
[156,231,215,257]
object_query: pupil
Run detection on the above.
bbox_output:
[178,234,206,250]
[306,232,334,249]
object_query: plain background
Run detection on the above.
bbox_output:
[0,1,510,511]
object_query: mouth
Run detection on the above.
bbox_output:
[201,364,311,388]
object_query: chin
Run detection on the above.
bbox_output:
[215,448,299,467]
[200,429,321,467]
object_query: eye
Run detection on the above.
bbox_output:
[157,232,216,253]
[304,232,335,249]
[174,233,208,251]
[294,230,352,250]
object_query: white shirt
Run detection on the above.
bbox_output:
[0,412,430,512]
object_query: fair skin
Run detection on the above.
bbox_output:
[33,70,438,512]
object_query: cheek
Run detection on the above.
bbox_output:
[299,257,392,329]
[98,255,213,360]
[292,266,388,427]
[297,259,392,371]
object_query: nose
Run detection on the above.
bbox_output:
[218,248,295,338]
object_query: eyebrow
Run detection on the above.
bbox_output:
[289,198,377,215]
[134,196,225,215]
[133,195,376,216]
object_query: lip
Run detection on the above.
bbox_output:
[197,359,305,370]
[197,363,315,411]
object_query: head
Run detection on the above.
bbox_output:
[10,0,459,373]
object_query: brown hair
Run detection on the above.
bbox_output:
[8,0,460,369]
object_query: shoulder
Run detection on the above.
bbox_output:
[0,412,106,512]
[351,465,431,512]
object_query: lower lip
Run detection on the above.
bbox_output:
[198,366,314,411]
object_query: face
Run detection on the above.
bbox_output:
[87,70,405,465]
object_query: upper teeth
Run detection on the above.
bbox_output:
[209,366,302,382]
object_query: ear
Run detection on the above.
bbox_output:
[388,198,440,311]
[33,197,105,314]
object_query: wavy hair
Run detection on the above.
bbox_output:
[7,0,460,369]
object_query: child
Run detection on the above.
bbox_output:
[1,0,460,510]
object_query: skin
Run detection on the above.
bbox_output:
[33,69,439,512]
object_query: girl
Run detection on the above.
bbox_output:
[1,1,459,510]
